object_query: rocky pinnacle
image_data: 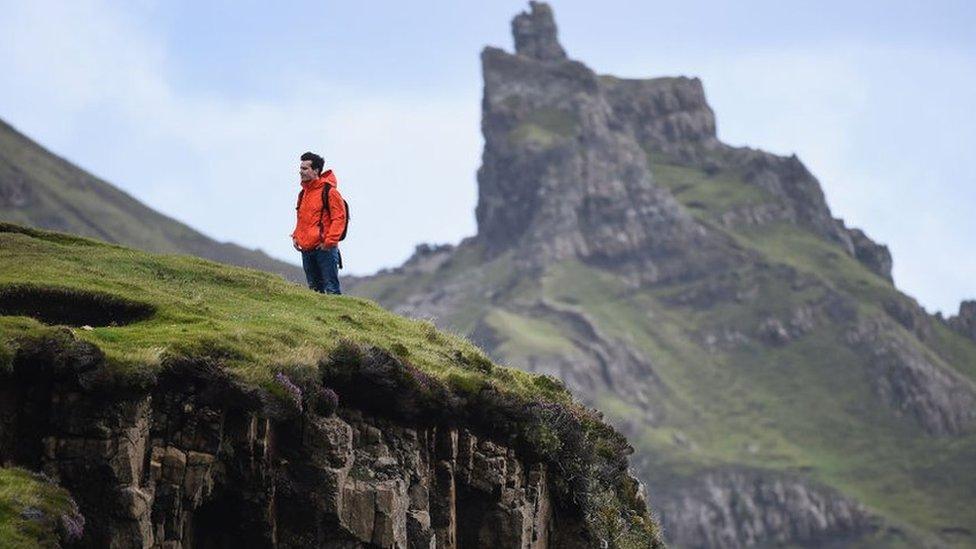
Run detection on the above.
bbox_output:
[512,1,567,61]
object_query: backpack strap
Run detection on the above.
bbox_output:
[319,185,332,241]
[321,184,332,217]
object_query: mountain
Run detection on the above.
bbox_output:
[349,3,976,547]
[0,222,660,548]
[0,117,304,282]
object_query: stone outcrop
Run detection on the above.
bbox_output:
[655,469,876,549]
[0,331,648,548]
[600,75,719,163]
[948,300,976,342]
[845,316,976,435]
[512,2,566,62]
[847,228,893,282]
[477,20,738,286]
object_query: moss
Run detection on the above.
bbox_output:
[508,108,579,149]
[0,222,111,249]
[0,467,83,548]
[646,153,770,220]
[390,341,410,358]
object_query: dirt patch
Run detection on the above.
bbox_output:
[0,284,155,327]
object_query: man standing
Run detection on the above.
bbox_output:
[292,151,347,294]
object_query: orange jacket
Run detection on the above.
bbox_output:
[292,170,347,251]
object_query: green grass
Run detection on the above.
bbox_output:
[0,223,663,546]
[484,308,579,359]
[0,223,555,403]
[509,258,976,545]
[0,467,80,548]
[646,151,771,221]
[508,107,579,149]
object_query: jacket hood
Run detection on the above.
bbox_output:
[301,169,338,190]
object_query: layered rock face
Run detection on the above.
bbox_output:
[657,469,875,549]
[846,316,976,435]
[0,339,590,548]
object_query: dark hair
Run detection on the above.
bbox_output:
[300,151,324,174]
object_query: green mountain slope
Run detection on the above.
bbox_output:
[0,118,303,282]
[350,4,976,547]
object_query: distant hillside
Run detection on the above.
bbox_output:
[0,117,303,282]
[350,3,976,548]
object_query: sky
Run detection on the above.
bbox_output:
[0,1,973,315]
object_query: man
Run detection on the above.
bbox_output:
[292,151,347,294]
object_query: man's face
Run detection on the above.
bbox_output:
[299,160,317,182]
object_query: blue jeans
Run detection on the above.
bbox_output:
[301,247,341,294]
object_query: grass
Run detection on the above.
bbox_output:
[0,467,81,548]
[0,223,663,547]
[481,254,976,545]
[0,223,556,402]
[646,151,771,221]
[484,308,579,359]
[508,107,579,149]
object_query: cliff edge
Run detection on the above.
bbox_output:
[0,222,661,548]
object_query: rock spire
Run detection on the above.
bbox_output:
[512,2,567,61]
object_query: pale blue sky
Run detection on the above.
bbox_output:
[1,1,973,315]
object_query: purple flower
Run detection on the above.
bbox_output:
[60,501,85,541]
[275,372,303,410]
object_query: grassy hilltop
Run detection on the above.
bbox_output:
[0,222,661,547]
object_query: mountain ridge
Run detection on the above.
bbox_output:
[350,3,976,547]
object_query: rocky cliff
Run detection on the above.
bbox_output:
[350,3,976,547]
[0,223,661,548]
[2,346,558,548]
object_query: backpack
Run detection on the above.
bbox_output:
[321,184,350,242]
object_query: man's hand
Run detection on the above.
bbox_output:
[317,242,336,251]
[292,237,301,252]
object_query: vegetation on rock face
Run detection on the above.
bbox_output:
[508,107,580,149]
[0,222,662,547]
[0,467,83,548]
